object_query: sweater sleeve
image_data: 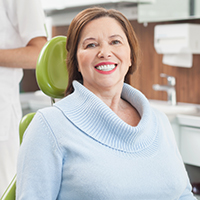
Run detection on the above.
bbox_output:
[16,111,63,200]
[153,108,197,200]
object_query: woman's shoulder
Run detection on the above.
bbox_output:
[151,107,169,122]
[22,105,70,152]
[35,105,67,126]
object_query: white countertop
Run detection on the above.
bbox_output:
[149,99,200,127]
[177,114,200,128]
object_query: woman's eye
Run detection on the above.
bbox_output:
[86,43,96,48]
[111,40,121,45]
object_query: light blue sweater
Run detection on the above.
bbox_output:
[16,81,196,200]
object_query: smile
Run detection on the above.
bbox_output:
[95,64,116,71]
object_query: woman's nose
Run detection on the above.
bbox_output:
[97,44,112,58]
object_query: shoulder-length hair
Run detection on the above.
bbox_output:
[65,7,140,96]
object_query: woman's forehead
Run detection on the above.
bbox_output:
[79,17,126,40]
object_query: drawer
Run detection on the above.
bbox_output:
[180,126,200,167]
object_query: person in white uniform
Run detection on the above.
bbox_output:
[0,0,47,196]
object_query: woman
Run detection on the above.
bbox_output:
[16,7,196,199]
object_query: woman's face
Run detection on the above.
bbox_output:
[77,17,131,93]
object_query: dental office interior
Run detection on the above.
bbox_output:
[19,0,200,198]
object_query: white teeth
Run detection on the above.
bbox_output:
[96,64,116,71]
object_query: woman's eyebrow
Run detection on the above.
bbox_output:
[109,34,124,40]
[82,37,96,45]
[81,34,124,46]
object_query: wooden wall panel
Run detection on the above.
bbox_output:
[129,19,200,104]
[20,69,39,92]
[52,26,69,37]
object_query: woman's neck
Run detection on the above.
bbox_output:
[83,81,123,111]
[89,86,141,127]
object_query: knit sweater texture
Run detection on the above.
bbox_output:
[16,81,196,200]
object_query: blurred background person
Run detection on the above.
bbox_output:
[0,0,47,196]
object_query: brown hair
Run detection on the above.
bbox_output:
[65,7,140,96]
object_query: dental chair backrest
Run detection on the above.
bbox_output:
[0,36,68,200]
[36,36,68,100]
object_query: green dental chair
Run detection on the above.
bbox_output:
[0,35,68,200]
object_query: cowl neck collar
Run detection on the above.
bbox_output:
[55,81,158,153]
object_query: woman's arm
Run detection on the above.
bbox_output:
[16,111,63,199]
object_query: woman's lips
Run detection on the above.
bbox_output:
[94,63,117,74]
[95,64,116,71]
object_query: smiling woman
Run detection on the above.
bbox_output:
[65,7,139,96]
[76,17,132,96]
[16,7,197,200]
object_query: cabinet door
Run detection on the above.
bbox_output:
[195,0,200,18]
[180,126,200,167]
[138,0,190,23]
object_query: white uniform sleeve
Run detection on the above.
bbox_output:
[9,0,47,45]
